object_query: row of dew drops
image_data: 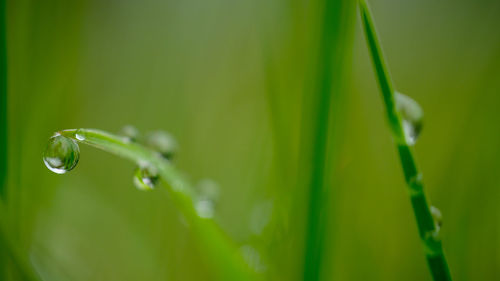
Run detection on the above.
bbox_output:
[43,125,269,272]
[42,126,261,223]
[43,126,215,201]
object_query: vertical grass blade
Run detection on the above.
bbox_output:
[358,1,453,280]
[0,0,7,200]
[300,0,354,280]
[0,0,8,278]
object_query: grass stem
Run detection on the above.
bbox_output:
[359,1,452,280]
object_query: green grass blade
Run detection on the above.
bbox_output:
[58,128,258,281]
[0,0,7,201]
[358,1,453,281]
[300,1,354,280]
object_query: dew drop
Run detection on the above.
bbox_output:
[196,199,215,219]
[250,201,273,235]
[240,245,267,273]
[195,179,220,219]
[146,131,178,160]
[121,125,140,142]
[43,134,80,174]
[430,205,443,230]
[75,129,86,141]
[395,92,423,145]
[133,165,159,191]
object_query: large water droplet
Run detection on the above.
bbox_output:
[146,131,178,160]
[133,165,159,191]
[395,92,423,145]
[43,134,80,174]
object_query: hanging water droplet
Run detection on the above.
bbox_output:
[146,131,178,160]
[121,125,140,142]
[395,92,423,145]
[43,134,80,174]
[133,164,159,191]
[430,205,443,230]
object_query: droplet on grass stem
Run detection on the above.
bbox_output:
[195,179,220,219]
[395,92,423,145]
[43,134,80,174]
[146,131,178,160]
[121,125,140,142]
[133,164,159,191]
[430,205,443,230]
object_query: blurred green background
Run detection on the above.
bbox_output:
[3,0,499,280]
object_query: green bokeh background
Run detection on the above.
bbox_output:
[4,0,500,280]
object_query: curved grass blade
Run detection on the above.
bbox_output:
[358,1,453,280]
[58,128,258,281]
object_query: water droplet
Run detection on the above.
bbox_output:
[250,201,273,235]
[395,92,423,145]
[133,165,159,191]
[121,125,140,142]
[195,179,220,219]
[197,179,220,202]
[195,199,215,219]
[75,129,86,141]
[43,134,80,174]
[146,131,178,160]
[240,245,267,273]
[430,205,443,230]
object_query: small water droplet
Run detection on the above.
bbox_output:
[250,201,273,235]
[195,199,215,219]
[430,205,443,230]
[75,129,86,141]
[395,92,423,145]
[195,179,220,219]
[121,125,140,142]
[43,134,80,174]
[197,179,220,202]
[240,245,267,273]
[146,131,178,160]
[133,165,159,191]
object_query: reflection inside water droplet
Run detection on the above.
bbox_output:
[43,134,80,174]
[395,92,423,145]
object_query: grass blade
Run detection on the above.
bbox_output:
[358,1,453,280]
[300,0,354,280]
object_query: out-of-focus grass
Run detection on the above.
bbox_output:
[3,0,500,280]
